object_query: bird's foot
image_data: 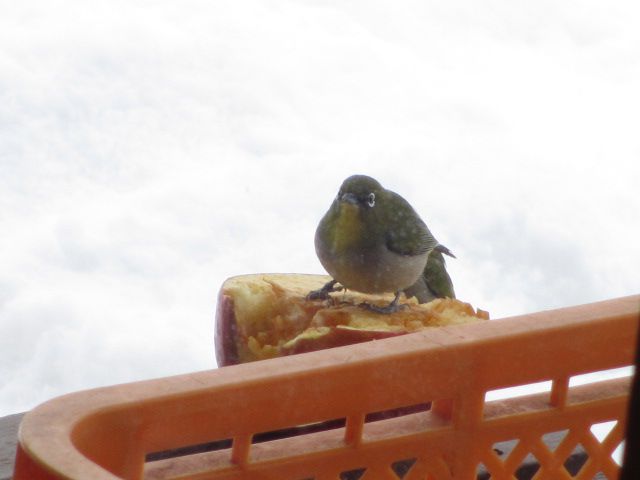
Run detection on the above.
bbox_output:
[306,280,342,301]
[358,291,406,314]
[358,301,408,314]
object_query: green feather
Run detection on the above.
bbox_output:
[404,249,456,302]
[380,191,438,257]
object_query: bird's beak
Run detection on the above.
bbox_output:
[339,192,359,205]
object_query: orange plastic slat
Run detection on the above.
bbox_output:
[13,294,639,480]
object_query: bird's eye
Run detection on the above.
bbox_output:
[367,192,375,207]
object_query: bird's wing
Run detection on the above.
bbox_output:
[423,249,456,298]
[384,194,439,257]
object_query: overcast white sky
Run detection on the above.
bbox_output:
[1,1,639,416]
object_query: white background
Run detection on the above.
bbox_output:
[1,1,639,416]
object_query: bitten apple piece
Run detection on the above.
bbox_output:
[215,274,489,366]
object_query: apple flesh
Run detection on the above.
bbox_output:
[215,274,489,367]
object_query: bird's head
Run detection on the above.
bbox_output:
[335,174,383,212]
[321,175,385,251]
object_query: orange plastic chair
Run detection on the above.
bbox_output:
[14,294,638,480]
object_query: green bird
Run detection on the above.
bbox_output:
[308,174,455,313]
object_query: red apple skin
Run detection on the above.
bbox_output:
[214,291,238,367]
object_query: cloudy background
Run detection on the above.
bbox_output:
[1,1,639,416]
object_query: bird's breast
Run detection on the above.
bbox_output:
[329,203,365,253]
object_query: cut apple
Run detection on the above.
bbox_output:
[215,273,489,366]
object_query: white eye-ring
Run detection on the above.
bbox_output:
[367,192,375,207]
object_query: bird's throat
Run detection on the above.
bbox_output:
[331,203,364,253]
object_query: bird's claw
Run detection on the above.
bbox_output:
[358,301,408,315]
[306,289,330,301]
[357,290,406,314]
[306,280,342,301]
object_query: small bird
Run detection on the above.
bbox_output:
[308,174,455,313]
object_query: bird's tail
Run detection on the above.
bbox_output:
[435,244,456,258]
